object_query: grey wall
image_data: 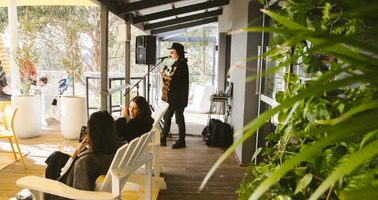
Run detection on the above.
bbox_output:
[217,33,227,92]
[217,0,263,164]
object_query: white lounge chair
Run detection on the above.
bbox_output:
[127,103,169,190]
[40,82,59,126]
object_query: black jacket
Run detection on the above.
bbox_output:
[115,117,153,142]
[167,58,189,109]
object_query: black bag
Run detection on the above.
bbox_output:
[204,119,233,150]
[220,123,233,149]
[202,118,222,143]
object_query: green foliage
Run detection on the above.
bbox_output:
[59,9,84,97]
[200,0,378,200]
[237,84,378,200]
[237,0,378,199]
[12,8,40,96]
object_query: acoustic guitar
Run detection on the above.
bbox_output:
[161,65,169,102]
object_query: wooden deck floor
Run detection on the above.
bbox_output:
[0,110,246,200]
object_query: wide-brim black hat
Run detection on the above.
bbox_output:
[167,43,187,53]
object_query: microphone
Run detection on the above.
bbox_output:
[157,55,171,60]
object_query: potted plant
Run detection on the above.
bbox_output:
[201,1,378,200]
[12,11,42,139]
[59,14,87,139]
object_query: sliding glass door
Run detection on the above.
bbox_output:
[255,1,285,164]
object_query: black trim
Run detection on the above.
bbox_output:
[118,0,182,15]
[151,17,218,34]
[133,0,229,24]
[144,9,223,30]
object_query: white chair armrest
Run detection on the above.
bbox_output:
[111,151,153,178]
[17,176,118,200]
[148,141,160,147]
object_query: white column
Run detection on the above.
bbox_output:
[8,0,20,96]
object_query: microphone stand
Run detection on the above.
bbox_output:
[124,57,168,97]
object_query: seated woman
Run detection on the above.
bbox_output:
[44,110,120,198]
[0,77,11,101]
[115,96,154,142]
[0,61,11,101]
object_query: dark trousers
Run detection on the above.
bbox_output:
[162,106,186,142]
[45,151,71,180]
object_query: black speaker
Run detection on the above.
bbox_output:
[135,35,156,65]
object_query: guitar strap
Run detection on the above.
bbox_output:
[170,66,177,76]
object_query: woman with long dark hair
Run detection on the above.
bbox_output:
[0,60,11,101]
[44,110,119,195]
[115,96,154,142]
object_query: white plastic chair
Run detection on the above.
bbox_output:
[127,102,169,190]
[40,82,59,126]
[17,130,155,200]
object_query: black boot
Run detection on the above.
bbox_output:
[160,137,166,146]
[172,140,186,149]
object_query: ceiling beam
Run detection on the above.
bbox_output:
[155,24,216,40]
[133,0,229,24]
[144,9,222,30]
[161,36,216,43]
[118,0,183,15]
[151,17,218,35]
[90,0,122,19]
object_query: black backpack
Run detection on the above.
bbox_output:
[203,118,233,150]
[202,118,222,141]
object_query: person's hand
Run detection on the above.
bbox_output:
[159,73,170,80]
[121,106,129,117]
[72,137,89,158]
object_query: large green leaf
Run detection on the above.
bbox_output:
[290,83,303,94]
[251,147,262,162]
[294,173,313,195]
[302,55,321,73]
[274,33,292,45]
[283,73,300,84]
[360,129,378,150]
[265,132,281,141]
[261,9,307,31]
[275,91,287,104]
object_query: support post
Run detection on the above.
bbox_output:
[124,14,131,107]
[212,40,216,86]
[8,0,20,96]
[100,6,109,111]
